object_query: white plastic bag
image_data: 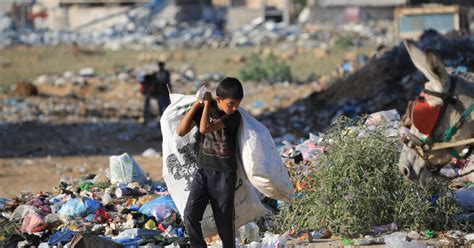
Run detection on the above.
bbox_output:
[109,153,147,185]
[161,94,268,237]
[238,108,294,202]
[195,85,208,104]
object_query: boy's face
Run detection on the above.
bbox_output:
[216,96,241,115]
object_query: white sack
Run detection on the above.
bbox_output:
[109,153,147,185]
[238,108,294,202]
[161,94,268,237]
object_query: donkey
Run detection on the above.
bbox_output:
[398,40,474,186]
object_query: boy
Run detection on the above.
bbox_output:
[176,77,243,248]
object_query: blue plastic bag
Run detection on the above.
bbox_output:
[58,197,100,217]
[139,195,178,220]
[84,197,100,215]
[58,198,86,217]
[48,228,75,245]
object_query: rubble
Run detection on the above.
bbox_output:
[0,13,394,51]
[261,30,474,138]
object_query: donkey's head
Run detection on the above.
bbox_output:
[398,40,474,186]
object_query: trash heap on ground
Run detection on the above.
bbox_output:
[1,109,473,247]
[0,153,187,247]
[260,29,474,141]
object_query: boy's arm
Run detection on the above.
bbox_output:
[176,101,202,137]
[199,92,225,134]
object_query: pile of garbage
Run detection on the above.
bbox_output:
[0,153,186,247]
[261,30,474,141]
[1,110,474,247]
[0,10,394,50]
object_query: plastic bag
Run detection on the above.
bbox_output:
[109,153,147,185]
[237,222,260,243]
[21,212,46,234]
[139,195,177,222]
[114,228,162,240]
[48,228,76,246]
[238,108,294,201]
[10,205,37,221]
[58,197,100,218]
[195,85,208,103]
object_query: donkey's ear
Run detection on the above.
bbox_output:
[403,40,447,91]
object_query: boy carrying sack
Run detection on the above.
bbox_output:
[176,77,243,248]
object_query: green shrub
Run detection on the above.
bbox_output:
[272,117,465,237]
[238,53,292,83]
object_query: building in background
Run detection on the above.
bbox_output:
[394,4,470,40]
[212,0,290,30]
[310,0,408,24]
[2,0,210,32]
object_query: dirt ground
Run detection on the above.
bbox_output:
[0,155,163,198]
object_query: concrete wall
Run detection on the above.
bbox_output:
[0,3,12,14]
[310,6,395,24]
[67,5,130,31]
[264,0,285,9]
[34,0,147,31]
[226,6,261,30]
[36,0,68,30]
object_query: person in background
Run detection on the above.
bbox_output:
[155,61,172,114]
[139,61,172,124]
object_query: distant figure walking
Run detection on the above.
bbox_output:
[139,61,172,124]
[155,61,172,112]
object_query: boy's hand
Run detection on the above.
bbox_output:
[194,98,204,107]
[203,92,212,105]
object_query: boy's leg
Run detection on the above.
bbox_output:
[208,170,237,248]
[184,168,209,248]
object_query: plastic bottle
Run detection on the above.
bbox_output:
[372,222,398,235]
[311,228,331,239]
[115,187,135,198]
[101,192,112,206]
[353,236,384,245]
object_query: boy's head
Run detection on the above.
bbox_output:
[216,77,243,115]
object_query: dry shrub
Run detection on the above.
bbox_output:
[272,117,466,237]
